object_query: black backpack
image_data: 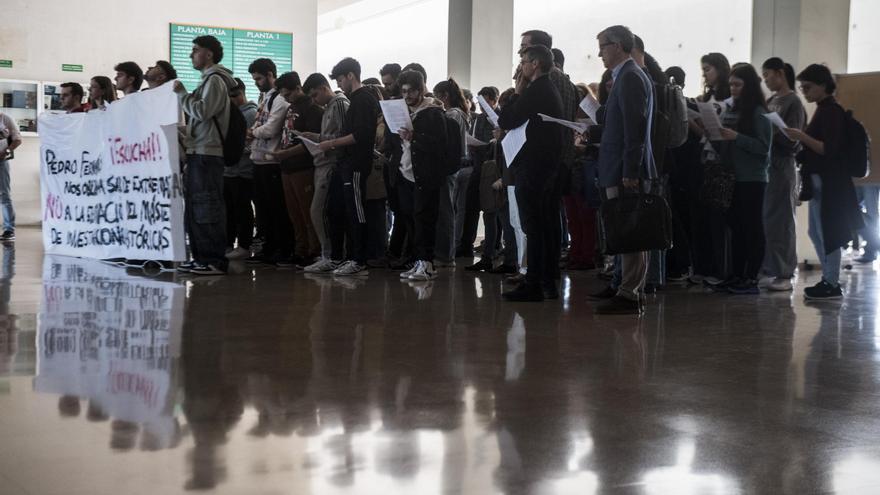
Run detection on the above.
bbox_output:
[208,73,247,167]
[443,111,463,175]
[843,109,871,178]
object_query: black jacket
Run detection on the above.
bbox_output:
[387,104,448,188]
[497,74,563,177]
[341,86,380,173]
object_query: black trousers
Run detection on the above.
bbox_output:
[253,164,294,258]
[340,165,370,264]
[223,176,254,250]
[414,182,441,262]
[515,167,562,286]
[459,161,482,251]
[394,174,417,261]
[728,181,766,280]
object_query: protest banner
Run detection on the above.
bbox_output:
[39,82,186,261]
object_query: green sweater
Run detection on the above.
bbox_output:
[720,107,772,183]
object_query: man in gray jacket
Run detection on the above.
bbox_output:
[173,35,236,275]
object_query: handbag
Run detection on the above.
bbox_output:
[598,190,674,255]
[698,140,735,210]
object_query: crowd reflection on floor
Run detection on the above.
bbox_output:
[2,231,880,494]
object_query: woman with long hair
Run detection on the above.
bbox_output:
[87,76,117,111]
[700,52,731,103]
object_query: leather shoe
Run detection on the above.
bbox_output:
[594,295,642,315]
[502,283,544,302]
[542,282,559,300]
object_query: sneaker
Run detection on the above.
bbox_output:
[855,254,877,264]
[333,261,369,277]
[804,280,843,300]
[304,258,340,274]
[400,261,421,279]
[464,259,493,272]
[667,272,689,283]
[434,259,456,268]
[767,277,793,292]
[703,276,724,286]
[502,283,544,302]
[226,247,251,260]
[390,259,416,271]
[504,272,526,285]
[757,276,774,289]
[0,230,14,241]
[728,280,760,295]
[407,280,434,300]
[409,260,437,281]
[687,274,705,285]
[176,261,196,273]
[594,295,642,315]
[188,263,226,276]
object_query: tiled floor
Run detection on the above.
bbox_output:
[2,227,880,494]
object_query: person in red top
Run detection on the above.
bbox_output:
[60,83,86,113]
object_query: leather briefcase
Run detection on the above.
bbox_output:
[598,193,674,254]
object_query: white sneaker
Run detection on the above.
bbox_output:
[400,261,421,279]
[767,277,793,292]
[225,247,251,260]
[409,260,436,280]
[305,258,339,274]
[757,276,774,289]
[703,276,723,286]
[333,260,369,277]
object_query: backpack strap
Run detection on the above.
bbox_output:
[205,73,229,146]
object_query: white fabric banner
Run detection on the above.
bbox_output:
[39,82,185,261]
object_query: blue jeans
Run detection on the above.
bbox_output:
[0,160,14,232]
[185,155,227,269]
[856,185,880,256]
[808,175,841,285]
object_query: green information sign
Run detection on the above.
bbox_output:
[170,23,293,103]
[62,64,83,72]
[0,60,12,68]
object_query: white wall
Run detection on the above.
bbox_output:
[848,0,880,73]
[0,0,317,225]
[512,0,753,97]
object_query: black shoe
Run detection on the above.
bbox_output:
[390,260,415,271]
[245,255,271,265]
[465,259,493,272]
[504,272,526,284]
[588,286,617,300]
[855,253,877,264]
[455,247,475,258]
[804,280,843,300]
[188,262,227,276]
[502,283,544,302]
[594,295,642,315]
[489,264,517,274]
[542,282,559,300]
[0,230,14,241]
[728,279,760,295]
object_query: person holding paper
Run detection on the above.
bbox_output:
[223,79,259,261]
[497,45,563,302]
[759,57,806,291]
[713,63,772,295]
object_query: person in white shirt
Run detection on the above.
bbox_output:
[0,111,22,241]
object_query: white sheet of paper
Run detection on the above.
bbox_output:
[466,134,489,147]
[696,102,723,140]
[379,99,413,134]
[579,93,601,123]
[763,112,793,140]
[538,113,589,134]
[298,135,324,156]
[478,95,500,128]
[501,122,528,166]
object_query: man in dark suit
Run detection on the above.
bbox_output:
[593,25,657,315]
[498,45,564,302]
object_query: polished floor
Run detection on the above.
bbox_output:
[2,227,880,494]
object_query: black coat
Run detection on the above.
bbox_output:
[386,104,448,189]
[497,73,563,181]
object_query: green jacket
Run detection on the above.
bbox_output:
[720,107,772,183]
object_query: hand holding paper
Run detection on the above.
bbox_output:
[763,112,793,140]
[466,134,489,147]
[538,113,589,134]
[478,95,500,128]
[379,99,413,135]
[579,93,601,123]
[696,102,723,141]
[501,122,528,167]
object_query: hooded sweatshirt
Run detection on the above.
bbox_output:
[315,93,350,168]
[250,88,290,164]
[177,64,236,157]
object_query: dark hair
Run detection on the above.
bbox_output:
[730,63,767,138]
[154,60,178,80]
[362,77,381,86]
[60,82,84,99]
[597,25,635,54]
[498,87,515,108]
[402,63,427,84]
[462,88,473,102]
[329,57,361,81]
[380,63,402,78]
[634,34,645,53]
[700,52,731,101]
[665,66,686,87]
[303,73,331,93]
[275,71,302,90]
[397,70,426,93]
[643,53,666,85]
[231,77,247,97]
[521,45,554,73]
[248,58,277,78]
[90,76,117,104]
[598,69,613,105]
[551,48,565,70]
[761,57,794,91]
[192,35,223,63]
[433,78,469,115]
[365,84,386,101]
[797,64,836,94]
[521,30,553,48]
[477,86,499,100]
[114,61,143,91]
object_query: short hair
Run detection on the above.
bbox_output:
[154,60,178,80]
[665,66,686,87]
[402,63,427,84]
[276,71,302,90]
[60,82,84,99]
[521,45,554,73]
[303,73,331,93]
[498,87,516,108]
[633,35,645,53]
[329,57,361,81]
[231,77,247,97]
[249,58,277,78]
[551,48,565,70]
[193,35,223,63]
[380,63,402,78]
[521,30,553,48]
[114,61,144,90]
[397,70,426,93]
[477,86,499,100]
[362,77,381,86]
[597,25,635,54]
[797,63,837,94]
